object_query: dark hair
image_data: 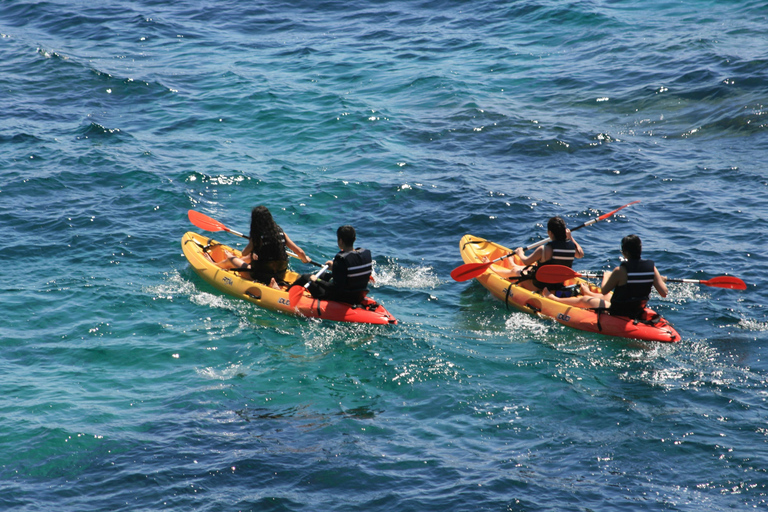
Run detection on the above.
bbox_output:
[337,225,356,246]
[249,206,282,249]
[547,216,567,241]
[621,234,642,259]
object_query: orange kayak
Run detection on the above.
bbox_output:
[182,232,397,325]
[459,235,680,342]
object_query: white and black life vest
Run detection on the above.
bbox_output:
[333,248,373,293]
[609,258,655,317]
[532,239,577,289]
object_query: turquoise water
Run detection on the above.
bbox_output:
[2,0,767,510]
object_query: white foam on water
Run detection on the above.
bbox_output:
[736,317,768,331]
[504,311,553,340]
[197,362,248,381]
[372,262,441,290]
[145,270,198,300]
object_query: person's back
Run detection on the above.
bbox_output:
[250,225,288,282]
[608,258,655,317]
[290,225,372,305]
[248,206,289,284]
[330,246,372,304]
[531,216,582,290]
[601,234,667,318]
[214,205,310,289]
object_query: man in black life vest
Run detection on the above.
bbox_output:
[601,234,667,317]
[292,225,373,304]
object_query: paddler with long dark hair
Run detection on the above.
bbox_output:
[217,205,310,288]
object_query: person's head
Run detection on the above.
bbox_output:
[621,234,642,260]
[547,216,567,241]
[337,225,356,248]
[249,205,280,243]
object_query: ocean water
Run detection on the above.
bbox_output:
[2,0,768,510]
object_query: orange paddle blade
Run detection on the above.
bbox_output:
[289,264,329,308]
[450,262,493,281]
[534,265,581,284]
[667,275,746,290]
[288,285,306,308]
[188,210,225,231]
[596,200,641,222]
[700,276,747,290]
[188,210,247,238]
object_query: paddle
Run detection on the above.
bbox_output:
[450,239,547,282]
[289,264,329,307]
[187,209,323,267]
[188,209,247,238]
[541,266,747,290]
[666,276,747,290]
[450,200,641,282]
[532,265,585,284]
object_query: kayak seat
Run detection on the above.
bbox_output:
[462,238,490,250]
[553,284,580,298]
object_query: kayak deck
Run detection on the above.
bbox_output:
[181,232,397,325]
[459,235,680,343]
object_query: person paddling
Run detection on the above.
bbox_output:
[217,206,310,288]
[290,225,373,304]
[543,234,667,317]
[486,216,584,290]
[601,234,667,317]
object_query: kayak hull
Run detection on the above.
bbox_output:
[182,232,397,325]
[459,235,680,342]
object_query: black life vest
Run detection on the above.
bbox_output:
[335,248,372,291]
[532,239,577,289]
[609,258,655,317]
[250,226,288,282]
[329,248,372,303]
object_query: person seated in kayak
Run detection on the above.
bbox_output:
[290,225,373,304]
[600,234,667,317]
[542,235,667,316]
[217,205,310,288]
[484,216,584,290]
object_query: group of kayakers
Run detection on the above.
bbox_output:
[214,206,667,319]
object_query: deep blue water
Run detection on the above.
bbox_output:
[2,1,768,510]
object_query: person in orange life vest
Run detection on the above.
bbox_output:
[487,216,584,290]
[291,225,372,304]
[217,206,310,288]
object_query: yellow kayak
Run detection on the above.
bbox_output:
[181,232,397,325]
[459,234,680,342]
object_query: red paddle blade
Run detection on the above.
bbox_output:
[288,285,305,307]
[597,200,641,222]
[701,276,747,290]
[188,210,226,232]
[535,265,581,284]
[450,262,492,282]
